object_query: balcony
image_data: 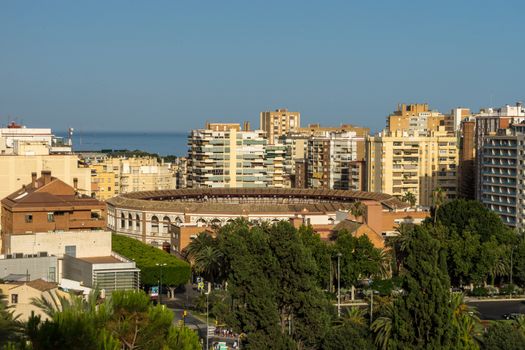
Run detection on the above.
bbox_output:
[68,218,106,230]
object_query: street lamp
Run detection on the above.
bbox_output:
[206,291,209,350]
[337,252,342,317]
[156,263,167,304]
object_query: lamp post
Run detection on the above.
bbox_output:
[337,252,342,317]
[156,263,167,304]
[206,292,209,350]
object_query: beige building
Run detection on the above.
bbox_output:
[87,156,176,199]
[367,129,459,206]
[0,279,69,321]
[0,153,91,202]
[260,108,301,144]
[387,103,450,133]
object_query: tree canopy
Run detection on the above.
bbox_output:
[112,233,191,286]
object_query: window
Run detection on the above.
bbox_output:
[151,216,159,235]
[128,213,133,228]
[47,212,55,222]
[11,294,18,304]
[25,214,33,223]
[136,214,141,229]
[48,267,56,282]
[65,245,76,257]
[121,213,126,229]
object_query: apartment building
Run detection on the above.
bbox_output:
[387,103,450,133]
[86,156,176,199]
[480,124,525,228]
[0,122,72,155]
[307,131,365,190]
[264,144,288,188]
[367,129,458,206]
[260,108,300,145]
[187,123,269,188]
[474,103,525,200]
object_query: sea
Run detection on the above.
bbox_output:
[55,131,189,157]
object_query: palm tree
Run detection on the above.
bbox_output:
[370,302,394,350]
[0,291,23,347]
[488,256,509,286]
[432,187,446,223]
[450,293,480,349]
[386,223,414,275]
[184,232,214,264]
[350,201,366,222]
[194,245,223,284]
[401,191,417,207]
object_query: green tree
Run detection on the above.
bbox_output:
[112,233,191,287]
[27,290,200,350]
[388,225,456,349]
[401,191,417,207]
[482,322,525,350]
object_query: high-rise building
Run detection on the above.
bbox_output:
[387,103,451,133]
[480,124,525,228]
[307,131,365,190]
[187,123,269,188]
[474,103,525,200]
[458,119,476,199]
[260,108,300,145]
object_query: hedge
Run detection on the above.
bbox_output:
[112,233,191,286]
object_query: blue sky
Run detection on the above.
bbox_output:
[1,0,524,132]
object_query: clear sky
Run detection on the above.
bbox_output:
[1,0,524,133]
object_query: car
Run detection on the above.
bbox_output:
[502,313,523,320]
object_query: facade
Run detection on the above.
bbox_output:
[474,104,525,200]
[86,156,176,199]
[386,103,449,133]
[106,188,411,251]
[187,123,269,188]
[0,122,72,155]
[0,255,58,282]
[367,129,459,206]
[480,125,525,228]
[264,144,288,188]
[307,131,365,190]
[260,108,300,145]
[458,119,476,199]
[0,279,69,321]
[0,154,91,204]
[1,171,106,244]
[63,253,140,296]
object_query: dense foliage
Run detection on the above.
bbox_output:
[2,290,200,350]
[112,233,191,286]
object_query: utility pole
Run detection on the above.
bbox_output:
[510,246,514,299]
[337,252,342,317]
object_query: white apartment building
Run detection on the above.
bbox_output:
[187,123,269,188]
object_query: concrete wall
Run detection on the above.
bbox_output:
[6,230,112,258]
[62,254,94,287]
[0,256,58,282]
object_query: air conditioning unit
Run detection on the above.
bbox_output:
[6,254,12,259]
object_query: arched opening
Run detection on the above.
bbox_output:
[151,216,159,235]
[211,218,221,228]
[328,217,335,225]
[196,218,207,226]
[128,213,133,229]
[120,212,126,229]
[175,217,183,224]
[162,242,171,253]
[136,214,141,230]
[163,216,171,234]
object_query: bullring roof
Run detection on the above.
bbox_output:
[106,188,409,214]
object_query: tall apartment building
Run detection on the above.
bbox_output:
[87,156,176,199]
[307,131,365,190]
[480,125,525,228]
[387,103,449,133]
[280,124,369,189]
[260,108,300,145]
[474,103,525,200]
[264,145,288,188]
[458,119,476,199]
[187,123,269,188]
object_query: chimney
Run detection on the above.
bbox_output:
[73,177,78,190]
[31,172,37,187]
[41,170,52,185]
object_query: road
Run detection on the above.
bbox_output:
[468,299,525,320]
